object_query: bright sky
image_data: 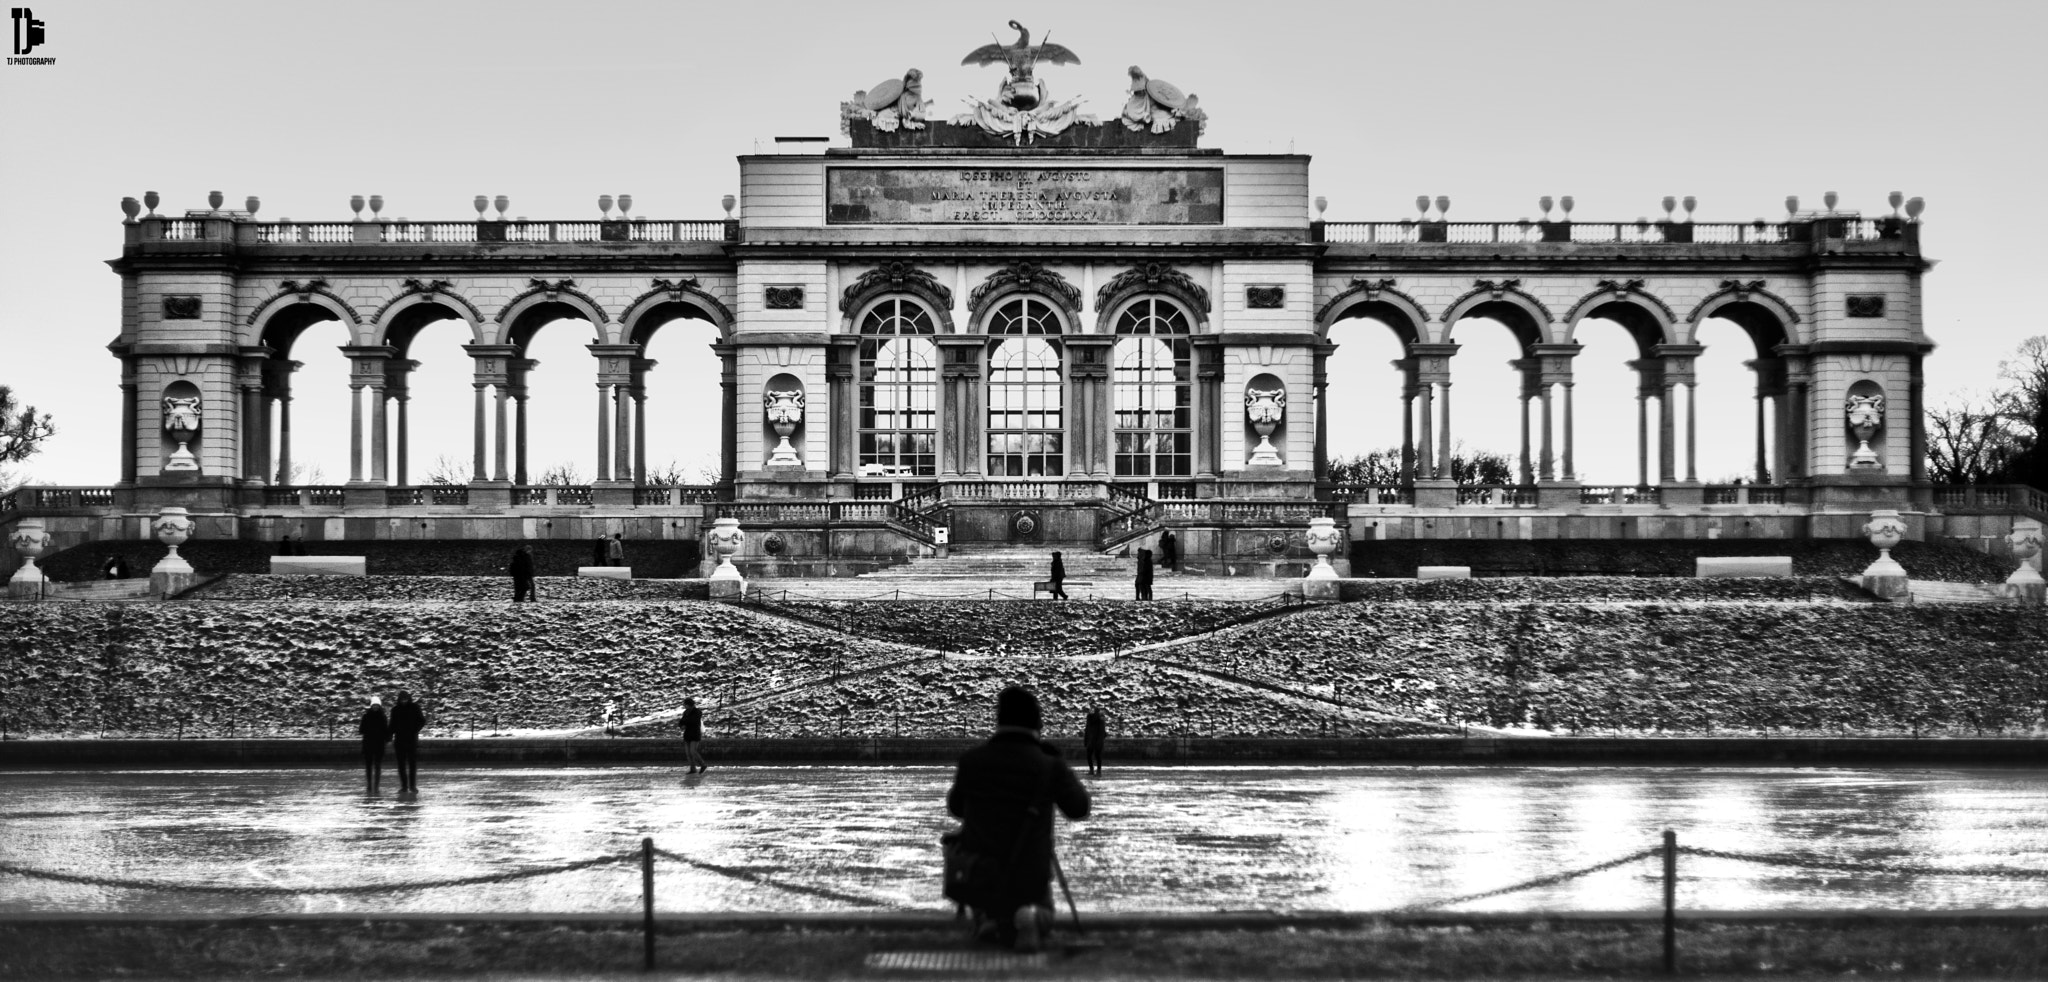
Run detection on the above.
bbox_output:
[3,0,2043,486]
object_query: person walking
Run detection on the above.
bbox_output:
[680,697,707,773]
[1135,547,1154,600]
[358,696,390,794]
[1047,551,1069,600]
[102,554,130,580]
[592,536,608,568]
[607,532,626,568]
[1158,530,1178,572]
[510,544,536,602]
[1083,706,1107,777]
[946,686,1091,952]
[390,690,425,793]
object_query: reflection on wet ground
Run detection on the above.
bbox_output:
[2,766,2043,914]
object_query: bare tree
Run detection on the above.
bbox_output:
[0,385,56,471]
[535,461,586,486]
[423,454,470,486]
[1926,393,2015,484]
[284,462,328,486]
[1995,336,2048,487]
[1327,444,1512,486]
[643,455,722,487]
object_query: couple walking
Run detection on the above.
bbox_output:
[358,692,425,793]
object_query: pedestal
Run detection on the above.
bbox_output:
[7,565,44,601]
[1301,577,1341,600]
[2002,567,2046,605]
[150,556,194,600]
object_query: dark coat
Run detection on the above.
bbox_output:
[1049,555,1066,583]
[947,730,1091,912]
[1159,531,1178,568]
[680,706,704,741]
[359,707,390,747]
[390,702,425,745]
[1084,710,1107,748]
[1136,548,1154,585]
[510,549,535,579]
[593,538,608,566]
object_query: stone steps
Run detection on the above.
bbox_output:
[1908,580,2012,604]
[41,580,155,602]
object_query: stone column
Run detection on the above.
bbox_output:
[388,359,417,486]
[463,343,516,485]
[395,393,410,486]
[1657,380,1676,483]
[1636,389,1649,487]
[1510,358,1535,485]
[1652,344,1703,488]
[716,344,738,488]
[507,358,534,486]
[1561,383,1576,480]
[348,383,365,483]
[1065,336,1114,479]
[1396,358,1417,482]
[826,339,856,479]
[1437,383,1453,480]
[492,386,510,482]
[936,336,985,478]
[119,381,139,485]
[594,383,612,482]
[472,384,488,482]
[370,382,389,483]
[1195,339,1224,480]
[276,392,295,485]
[1538,384,1555,482]
[1311,342,1335,482]
[612,384,631,482]
[240,383,263,485]
[1909,350,1928,482]
[1417,384,1435,478]
[1684,381,1699,483]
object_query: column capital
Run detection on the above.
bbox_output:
[463,343,519,385]
[587,343,640,385]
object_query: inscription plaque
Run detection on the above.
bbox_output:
[827,167,1223,225]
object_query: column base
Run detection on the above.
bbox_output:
[593,483,637,507]
[1535,480,1582,509]
[468,481,513,511]
[1659,482,1705,507]
[1412,479,1457,509]
[342,485,390,510]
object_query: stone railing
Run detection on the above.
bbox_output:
[383,485,472,506]
[942,480,1108,501]
[1932,484,2048,519]
[0,486,120,512]
[1704,484,1789,506]
[1316,218,1914,247]
[631,485,726,506]
[1456,485,1538,507]
[1325,484,1415,505]
[1579,485,1662,506]
[135,216,736,246]
[512,485,594,506]
[262,486,347,507]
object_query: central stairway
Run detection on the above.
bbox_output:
[743,543,1304,601]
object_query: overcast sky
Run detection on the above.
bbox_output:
[3,0,2042,486]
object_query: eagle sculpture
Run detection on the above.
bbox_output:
[961,20,1080,110]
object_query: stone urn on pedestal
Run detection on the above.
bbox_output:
[1244,387,1286,468]
[763,390,805,468]
[150,506,197,599]
[1858,508,1910,601]
[1845,394,1884,470]
[705,516,746,599]
[2002,518,2045,605]
[1302,515,1344,599]
[7,518,52,600]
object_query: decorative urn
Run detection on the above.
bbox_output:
[474,195,490,219]
[207,190,224,214]
[705,517,744,581]
[162,396,203,472]
[763,389,805,467]
[1860,509,1908,578]
[8,518,52,583]
[493,195,510,219]
[143,190,161,217]
[349,194,365,220]
[617,194,632,218]
[1845,394,1884,469]
[721,194,736,218]
[245,195,260,217]
[1304,516,1342,581]
[369,194,384,219]
[598,194,614,218]
[1244,386,1286,467]
[2006,519,2044,601]
[153,506,196,573]
[121,197,141,223]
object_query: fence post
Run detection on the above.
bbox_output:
[1662,829,1677,974]
[642,836,656,972]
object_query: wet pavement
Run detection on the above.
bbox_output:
[2,765,2044,915]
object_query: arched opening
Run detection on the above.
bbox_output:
[1571,303,1667,488]
[631,303,724,485]
[1322,301,1420,488]
[258,303,351,486]
[505,303,601,486]
[1695,302,1793,488]
[1111,298,1192,480]
[985,297,1065,478]
[1442,302,1540,488]
[382,301,474,486]
[857,298,938,478]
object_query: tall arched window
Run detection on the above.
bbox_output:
[1113,298,1193,476]
[986,297,1064,477]
[858,298,937,476]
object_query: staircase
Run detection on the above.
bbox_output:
[1906,580,2015,604]
[741,543,1305,601]
[40,579,156,602]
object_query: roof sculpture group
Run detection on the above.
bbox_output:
[840,21,1208,145]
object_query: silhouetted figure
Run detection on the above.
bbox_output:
[607,533,626,568]
[1158,530,1178,571]
[1083,706,1107,776]
[510,544,536,602]
[358,697,390,794]
[277,534,293,557]
[1135,548,1154,600]
[680,698,707,773]
[946,686,1091,952]
[593,536,608,567]
[603,699,622,736]
[1047,551,1069,600]
[102,555,130,580]
[390,690,425,793]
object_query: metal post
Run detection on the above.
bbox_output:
[1662,829,1677,974]
[642,836,656,971]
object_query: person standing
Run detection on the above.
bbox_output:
[946,686,1091,952]
[102,554,130,580]
[278,534,294,557]
[1135,547,1154,600]
[1083,706,1107,777]
[680,697,707,773]
[607,532,626,568]
[390,691,425,793]
[358,696,390,794]
[1047,551,1069,600]
[510,544,536,602]
[592,536,608,568]
[1158,530,1178,572]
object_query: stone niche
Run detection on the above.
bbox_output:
[158,379,205,483]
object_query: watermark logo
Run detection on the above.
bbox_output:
[10,7,52,65]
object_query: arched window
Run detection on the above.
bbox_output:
[1113,298,1193,476]
[858,298,937,476]
[985,297,1064,477]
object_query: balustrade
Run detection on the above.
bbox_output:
[1579,485,1661,506]
[1317,220,1836,247]
[1456,485,1537,507]
[1326,484,1415,505]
